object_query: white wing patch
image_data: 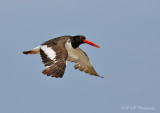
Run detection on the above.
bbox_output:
[41,45,57,62]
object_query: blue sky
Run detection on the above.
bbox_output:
[0,0,160,113]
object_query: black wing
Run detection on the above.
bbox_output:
[40,37,69,78]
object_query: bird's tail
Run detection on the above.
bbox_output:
[23,50,37,54]
[23,46,40,55]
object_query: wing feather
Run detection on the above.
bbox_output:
[65,41,103,78]
[40,37,69,78]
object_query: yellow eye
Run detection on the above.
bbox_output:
[80,36,83,39]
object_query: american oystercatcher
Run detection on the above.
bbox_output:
[23,35,103,78]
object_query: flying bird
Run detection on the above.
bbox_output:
[23,35,103,78]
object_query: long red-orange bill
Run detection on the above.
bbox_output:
[84,39,100,48]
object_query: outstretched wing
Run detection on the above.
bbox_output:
[40,38,68,78]
[66,45,103,78]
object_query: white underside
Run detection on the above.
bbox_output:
[65,39,78,60]
[65,39,93,68]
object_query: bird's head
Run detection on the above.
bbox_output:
[71,35,100,48]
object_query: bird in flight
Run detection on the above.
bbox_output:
[23,35,103,78]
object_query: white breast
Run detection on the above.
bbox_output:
[65,39,79,60]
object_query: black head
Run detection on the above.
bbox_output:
[70,35,86,48]
[70,35,100,49]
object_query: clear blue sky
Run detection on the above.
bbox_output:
[0,0,160,113]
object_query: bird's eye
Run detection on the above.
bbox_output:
[80,36,83,39]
